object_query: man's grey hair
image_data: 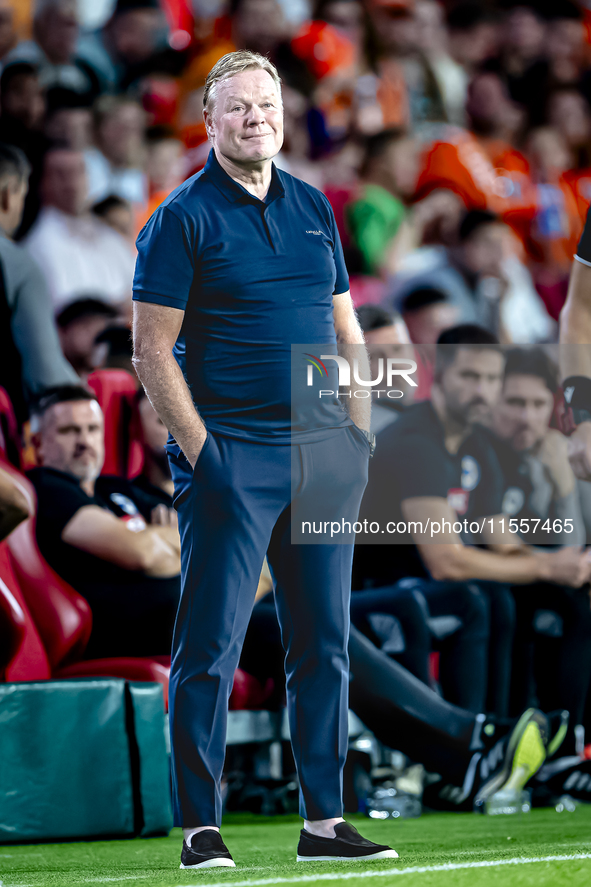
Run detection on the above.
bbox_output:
[203,50,282,115]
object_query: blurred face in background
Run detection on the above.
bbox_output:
[493,373,554,452]
[460,222,505,278]
[45,107,92,151]
[547,90,591,154]
[403,301,460,345]
[146,137,184,193]
[1,71,45,129]
[466,72,523,139]
[527,127,572,181]
[438,347,504,427]
[234,0,290,54]
[35,0,78,65]
[58,314,116,376]
[321,0,364,49]
[35,400,105,484]
[0,174,28,237]
[109,9,163,65]
[97,102,146,168]
[448,21,498,68]
[504,7,545,62]
[41,149,88,216]
[365,323,417,404]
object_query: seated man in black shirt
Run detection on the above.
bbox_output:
[357,326,591,723]
[28,385,181,659]
[487,347,591,755]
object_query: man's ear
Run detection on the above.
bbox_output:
[203,107,215,140]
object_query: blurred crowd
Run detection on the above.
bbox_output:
[5,0,591,815]
[3,0,591,406]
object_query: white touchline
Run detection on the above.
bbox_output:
[182,853,591,887]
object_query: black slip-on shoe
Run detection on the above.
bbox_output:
[180,829,236,869]
[296,822,398,862]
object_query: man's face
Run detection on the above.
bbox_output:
[2,176,28,236]
[41,149,88,216]
[58,315,114,374]
[461,222,505,277]
[38,0,78,64]
[440,347,504,427]
[2,72,45,129]
[204,69,283,168]
[98,102,145,167]
[365,325,417,405]
[493,374,554,452]
[35,400,105,483]
[110,9,163,64]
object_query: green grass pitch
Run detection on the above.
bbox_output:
[2,808,591,887]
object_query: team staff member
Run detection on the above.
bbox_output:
[560,207,591,478]
[132,51,396,870]
[357,327,591,725]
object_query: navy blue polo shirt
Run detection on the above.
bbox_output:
[133,149,352,442]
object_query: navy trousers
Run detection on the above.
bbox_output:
[167,424,370,826]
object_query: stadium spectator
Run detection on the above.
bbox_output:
[0,463,29,543]
[8,0,100,106]
[92,194,134,243]
[357,325,591,717]
[56,298,119,381]
[388,209,553,342]
[85,95,148,206]
[134,125,185,233]
[0,143,77,423]
[356,303,414,435]
[24,147,136,312]
[401,286,460,345]
[28,385,181,659]
[44,86,93,152]
[344,128,417,276]
[78,0,167,94]
[446,1,498,75]
[94,325,136,378]
[0,62,49,236]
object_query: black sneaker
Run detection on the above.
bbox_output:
[180,829,236,869]
[423,708,549,813]
[296,822,398,862]
[532,755,591,805]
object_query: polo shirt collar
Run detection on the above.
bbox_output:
[204,148,285,205]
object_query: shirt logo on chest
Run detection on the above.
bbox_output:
[306,230,323,235]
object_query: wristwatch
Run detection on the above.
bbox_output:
[359,428,376,458]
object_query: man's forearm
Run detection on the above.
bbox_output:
[133,344,206,467]
[560,261,591,372]
[420,542,547,585]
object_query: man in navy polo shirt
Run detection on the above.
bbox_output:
[132,50,396,869]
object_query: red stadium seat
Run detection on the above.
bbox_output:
[0,460,270,712]
[0,457,170,704]
[87,369,144,478]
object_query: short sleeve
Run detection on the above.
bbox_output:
[133,206,195,310]
[576,206,591,265]
[28,470,91,537]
